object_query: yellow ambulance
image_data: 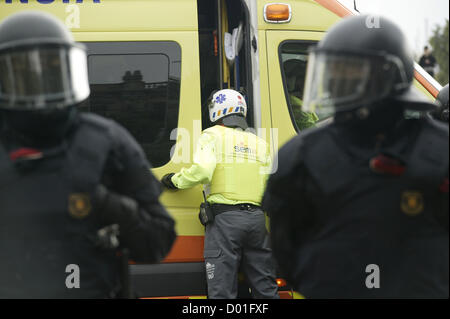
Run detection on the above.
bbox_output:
[0,0,441,298]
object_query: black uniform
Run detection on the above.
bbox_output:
[0,112,176,298]
[0,11,176,298]
[263,15,449,299]
[263,115,449,298]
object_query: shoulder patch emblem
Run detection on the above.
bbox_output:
[401,191,424,216]
[68,193,92,219]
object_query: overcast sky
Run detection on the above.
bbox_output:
[338,0,449,58]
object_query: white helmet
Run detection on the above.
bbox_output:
[209,89,247,123]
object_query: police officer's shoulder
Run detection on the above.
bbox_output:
[78,112,115,132]
[424,118,449,158]
[421,116,449,139]
[274,124,331,176]
[79,112,133,142]
[298,121,332,140]
[78,112,148,162]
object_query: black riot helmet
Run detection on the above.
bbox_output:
[0,11,90,111]
[433,84,449,123]
[302,15,433,119]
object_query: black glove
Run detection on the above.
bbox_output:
[161,173,177,189]
[93,184,139,226]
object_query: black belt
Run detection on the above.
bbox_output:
[211,203,262,216]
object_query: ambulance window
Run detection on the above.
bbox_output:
[81,42,181,167]
[279,41,319,132]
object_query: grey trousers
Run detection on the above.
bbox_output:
[203,208,279,299]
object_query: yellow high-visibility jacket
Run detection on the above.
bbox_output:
[171,125,272,206]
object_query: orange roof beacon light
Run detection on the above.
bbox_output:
[276,278,287,287]
[264,3,292,23]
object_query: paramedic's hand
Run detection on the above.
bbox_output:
[161,173,177,190]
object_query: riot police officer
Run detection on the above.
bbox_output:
[432,84,449,123]
[263,15,449,298]
[0,11,176,298]
[161,89,279,299]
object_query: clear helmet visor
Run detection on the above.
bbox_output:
[302,51,410,119]
[0,45,90,110]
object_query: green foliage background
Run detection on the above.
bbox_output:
[429,19,449,85]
